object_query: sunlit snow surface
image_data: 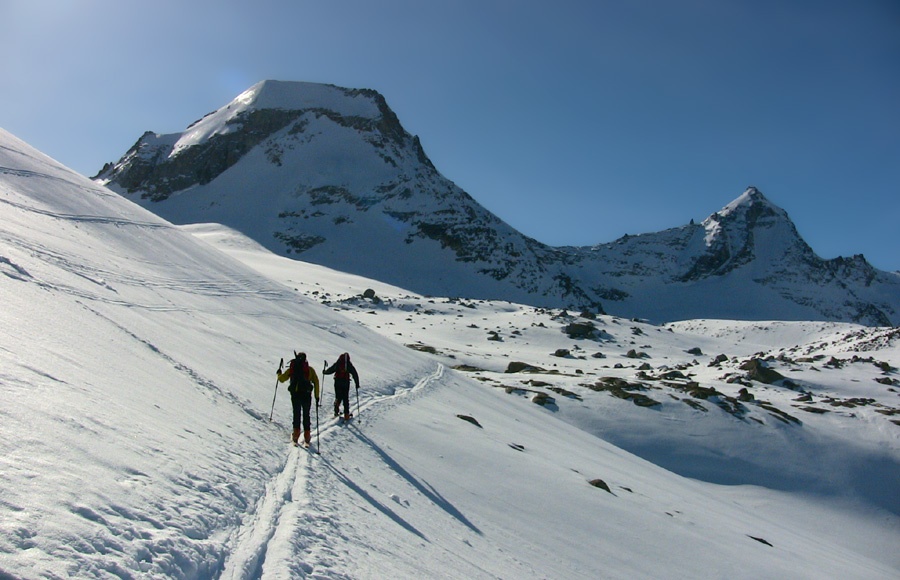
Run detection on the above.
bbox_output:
[2,127,899,579]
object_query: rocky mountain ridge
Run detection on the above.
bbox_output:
[95,80,900,326]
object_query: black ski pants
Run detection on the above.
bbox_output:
[290,389,312,432]
[334,378,351,415]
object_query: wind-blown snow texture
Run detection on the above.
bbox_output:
[96,80,900,326]
[3,126,900,579]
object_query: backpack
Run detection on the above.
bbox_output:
[289,356,313,394]
[335,354,350,380]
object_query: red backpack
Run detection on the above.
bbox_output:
[335,354,350,380]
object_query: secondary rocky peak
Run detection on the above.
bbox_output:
[673,188,812,282]
[741,185,765,201]
[715,187,786,221]
[701,187,800,252]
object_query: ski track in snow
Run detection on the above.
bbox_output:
[220,364,444,580]
[0,192,168,227]
[0,163,120,198]
[82,304,271,424]
[0,231,292,309]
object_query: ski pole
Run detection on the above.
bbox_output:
[269,358,283,421]
[323,360,329,416]
[356,384,360,418]
[315,397,320,453]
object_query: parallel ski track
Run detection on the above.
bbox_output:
[218,363,445,580]
[0,229,294,309]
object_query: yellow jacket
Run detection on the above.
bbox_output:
[278,364,320,401]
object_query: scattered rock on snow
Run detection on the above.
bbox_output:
[874,360,894,373]
[709,354,729,366]
[564,321,596,339]
[587,377,661,407]
[757,402,801,425]
[548,386,583,401]
[656,370,689,381]
[531,392,556,407]
[740,358,786,384]
[452,364,486,372]
[527,379,552,387]
[588,479,613,493]
[406,343,438,354]
[824,356,846,369]
[682,399,708,412]
[456,414,483,428]
[748,535,773,547]
[505,361,546,373]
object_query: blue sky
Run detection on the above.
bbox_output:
[3,0,898,270]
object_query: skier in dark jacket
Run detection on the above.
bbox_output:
[323,352,360,421]
[277,352,320,446]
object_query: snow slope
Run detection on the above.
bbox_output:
[3,127,899,579]
[198,223,900,578]
[0,128,427,578]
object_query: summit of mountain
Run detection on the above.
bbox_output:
[95,81,899,326]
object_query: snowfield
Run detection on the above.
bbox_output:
[2,126,899,579]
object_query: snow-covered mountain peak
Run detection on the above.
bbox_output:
[234,80,383,117]
[708,186,789,226]
[96,81,900,326]
[681,187,812,281]
[698,187,801,257]
[721,186,773,212]
[94,80,410,201]
[169,80,386,157]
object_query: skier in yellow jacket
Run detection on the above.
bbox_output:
[276,352,320,447]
